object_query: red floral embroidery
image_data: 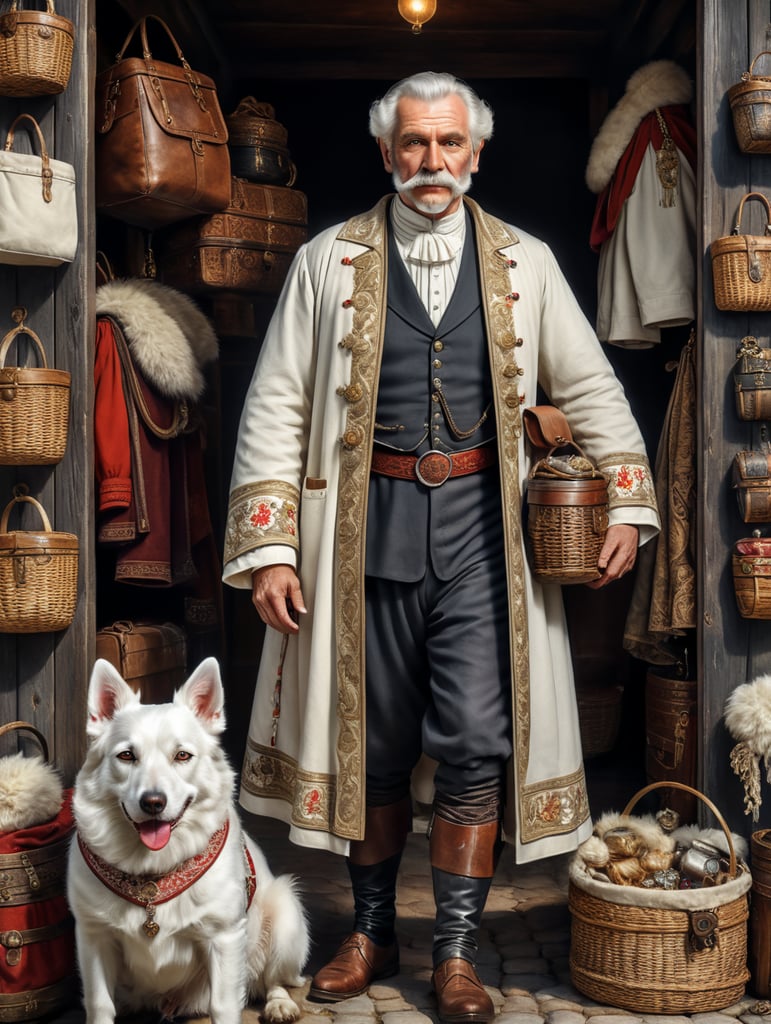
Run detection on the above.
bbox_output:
[539,795,561,823]
[616,466,634,491]
[341,256,353,265]
[304,788,321,816]
[251,502,274,528]
[633,467,646,483]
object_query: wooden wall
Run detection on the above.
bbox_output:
[699,0,771,836]
[0,0,95,781]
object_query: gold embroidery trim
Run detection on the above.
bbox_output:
[597,452,657,511]
[467,198,536,841]
[331,199,390,840]
[520,766,591,840]
[241,741,338,833]
[224,480,300,563]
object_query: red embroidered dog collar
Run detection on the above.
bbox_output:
[78,820,243,938]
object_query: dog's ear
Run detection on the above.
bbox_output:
[87,659,141,737]
[175,657,226,733]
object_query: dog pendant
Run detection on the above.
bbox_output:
[139,881,160,938]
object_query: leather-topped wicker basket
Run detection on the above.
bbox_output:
[712,192,771,311]
[729,51,771,154]
[526,451,608,585]
[733,530,771,619]
[0,487,78,633]
[569,781,752,1015]
[0,0,74,97]
[0,310,71,465]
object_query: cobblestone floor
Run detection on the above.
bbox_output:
[56,809,769,1024]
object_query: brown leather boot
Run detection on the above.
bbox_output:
[432,957,494,1024]
[309,930,399,1001]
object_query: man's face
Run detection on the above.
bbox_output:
[378,93,483,219]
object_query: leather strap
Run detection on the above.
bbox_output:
[522,405,573,450]
[370,446,496,485]
[429,817,500,878]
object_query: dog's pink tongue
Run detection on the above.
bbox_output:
[138,820,172,851]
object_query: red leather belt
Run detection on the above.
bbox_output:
[370,446,497,488]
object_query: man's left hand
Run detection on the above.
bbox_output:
[585,524,639,589]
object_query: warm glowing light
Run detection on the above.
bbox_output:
[397,0,437,33]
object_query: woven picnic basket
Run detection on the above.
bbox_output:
[0,487,78,633]
[569,781,752,1014]
[526,445,608,585]
[0,0,74,97]
[0,312,71,465]
[712,192,771,311]
[729,51,771,154]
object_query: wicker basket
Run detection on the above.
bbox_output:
[0,488,78,633]
[729,52,771,154]
[526,446,608,585]
[0,0,74,98]
[733,532,771,619]
[0,315,70,465]
[569,781,752,1014]
[576,684,624,758]
[712,192,771,311]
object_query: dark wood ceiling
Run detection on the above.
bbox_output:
[110,0,695,90]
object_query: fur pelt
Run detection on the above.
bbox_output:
[96,279,219,401]
[725,674,771,757]
[671,824,749,863]
[0,752,63,833]
[585,60,693,194]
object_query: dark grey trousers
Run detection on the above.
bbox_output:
[364,554,512,802]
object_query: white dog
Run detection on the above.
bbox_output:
[67,657,309,1024]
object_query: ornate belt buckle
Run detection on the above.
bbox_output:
[415,450,453,487]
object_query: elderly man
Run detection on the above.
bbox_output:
[223,72,659,1023]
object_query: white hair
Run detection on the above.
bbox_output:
[369,72,494,151]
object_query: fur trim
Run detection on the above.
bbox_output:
[0,753,63,832]
[671,824,748,862]
[96,280,219,401]
[585,60,693,193]
[725,674,771,757]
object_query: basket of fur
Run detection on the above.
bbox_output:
[568,781,752,1014]
[0,721,77,1021]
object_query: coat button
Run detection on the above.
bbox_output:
[433,340,444,351]
[342,428,363,448]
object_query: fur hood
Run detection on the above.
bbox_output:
[96,279,219,401]
[585,60,693,194]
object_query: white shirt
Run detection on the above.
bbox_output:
[390,198,466,326]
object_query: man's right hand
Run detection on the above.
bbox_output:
[251,564,307,634]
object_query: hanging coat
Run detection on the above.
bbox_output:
[223,195,660,863]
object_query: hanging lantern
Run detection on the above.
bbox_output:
[397,0,437,34]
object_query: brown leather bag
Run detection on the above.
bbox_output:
[95,16,230,230]
[733,432,771,522]
[734,334,771,421]
[95,620,187,704]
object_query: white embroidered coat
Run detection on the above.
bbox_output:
[223,196,660,864]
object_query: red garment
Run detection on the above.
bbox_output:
[589,104,697,252]
[94,318,131,511]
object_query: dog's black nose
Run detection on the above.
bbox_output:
[139,791,167,816]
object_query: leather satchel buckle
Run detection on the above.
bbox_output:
[415,450,453,488]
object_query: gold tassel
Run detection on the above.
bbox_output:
[654,108,679,208]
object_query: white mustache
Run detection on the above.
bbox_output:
[395,169,461,191]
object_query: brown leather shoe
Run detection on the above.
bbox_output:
[309,931,399,1001]
[431,957,494,1023]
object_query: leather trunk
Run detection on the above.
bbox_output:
[644,667,698,822]
[750,828,771,996]
[95,619,187,703]
[732,448,771,521]
[158,176,308,295]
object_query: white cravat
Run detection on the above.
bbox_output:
[390,198,466,326]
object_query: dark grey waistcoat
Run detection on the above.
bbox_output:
[365,213,504,582]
